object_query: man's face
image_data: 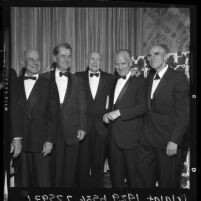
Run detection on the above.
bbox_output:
[56,47,72,71]
[88,52,101,72]
[147,46,167,71]
[25,50,40,75]
[114,52,131,76]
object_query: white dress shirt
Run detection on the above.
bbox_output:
[88,70,100,100]
[55,68,68,104]
[24,73,39,99]
[150,65,168,99]
[113,71,131,104]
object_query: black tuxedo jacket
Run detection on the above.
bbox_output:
[110,75,147,149]
[142,68,189,148]
[75,70,115,137]
[13,73,59,152]
[49,69,87,145]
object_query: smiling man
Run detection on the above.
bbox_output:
[49,43,87,187]
[10,50,58,187]
[103,49,147,188]
[136,44,189,188]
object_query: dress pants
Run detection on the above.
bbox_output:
[14,152,50,187]
[110,137,138,188]
[55,130,79,187]
[136,141,182,188]
[76,123,107,188]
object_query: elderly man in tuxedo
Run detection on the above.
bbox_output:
[136,44,189,188]
[49,43,87,187]
[75,51,115,187]
[103,49,147,188]
[10,50,59,187]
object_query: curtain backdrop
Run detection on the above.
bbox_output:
[11,7,143,75]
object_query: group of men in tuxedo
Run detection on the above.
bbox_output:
[10,42,189,188]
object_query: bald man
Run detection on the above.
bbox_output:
[10,50,59,187]
[136,44,189,188]
[103,49,147,188]
[75,51,115,187]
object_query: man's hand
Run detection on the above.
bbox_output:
[130,68,141,77]
[77,130,86,141]
[103,113,110,124]
[10,139,22,158]
[107,110,121,121]
[166,141,178,156]
[42,142,53,156]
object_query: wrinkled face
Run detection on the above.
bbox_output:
[55,47,72,71]
[114,52,132,76]
[88,52,101,72]
[147,46,167,71]
[25,50,40,75]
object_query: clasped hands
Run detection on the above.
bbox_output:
[103,110,121,124]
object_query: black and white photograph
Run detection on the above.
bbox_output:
[1,1,197,201]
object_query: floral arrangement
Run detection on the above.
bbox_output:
[131,51,190,81]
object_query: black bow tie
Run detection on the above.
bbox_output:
[90,73,99,77]
[23,76,37,80]
[154,73,160,80]
[118,75,126,80]
[59,71,69,77]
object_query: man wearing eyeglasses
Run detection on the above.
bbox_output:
[75,51,115,187]
[136,44,189,188]
[10,50,59,187]
[49,43,87,187]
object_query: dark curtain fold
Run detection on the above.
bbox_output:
[11,7,143,75]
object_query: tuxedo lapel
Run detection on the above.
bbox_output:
[152,68,170,100]
[115,76,132,106]
[50,69,62,105]
[27,77,43,110]
[17,77,33,119]
[61,73,72,110]
[84,70,94,101]
[147,73,154,111]
[94,71,104,101]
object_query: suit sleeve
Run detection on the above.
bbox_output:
[77,78,87,132]
[46,80,60,143]
[119,77,147,120]
[170,73,189,144]
[10,76,22,138]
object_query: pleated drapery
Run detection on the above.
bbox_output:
[11,7,143,75]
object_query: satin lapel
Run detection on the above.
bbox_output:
[84,70,94,101]
[153,68,170,100]
[94,71,104,101]
[111,77,118,110]
[61,73,72,110]
[115,76,132,106]
[27,77,43,110]
[147,73,154,111]
[51,69,62,105]
[17,77,30,117]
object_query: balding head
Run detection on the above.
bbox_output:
[87,51,102,72]
[114,49,132,77]
[24,49,40,76]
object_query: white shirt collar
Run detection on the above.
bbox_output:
[155,65,168,79]
[24,72,39,80]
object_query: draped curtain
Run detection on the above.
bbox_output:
[11,7,143,75]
